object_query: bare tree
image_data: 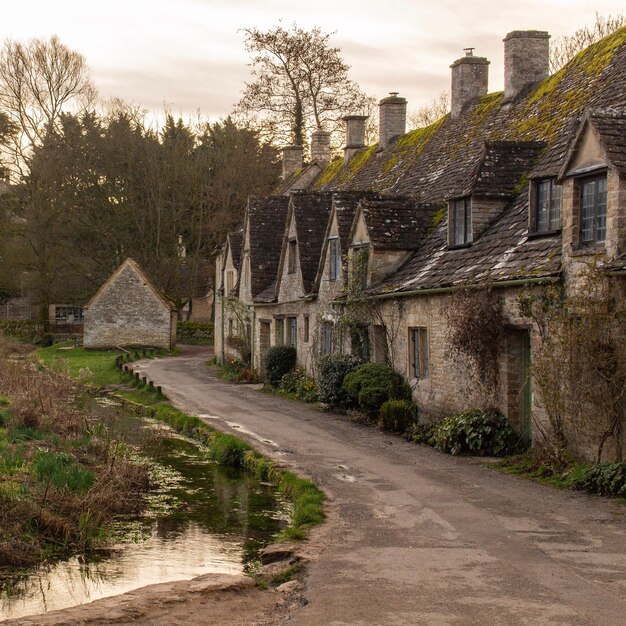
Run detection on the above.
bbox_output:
[235,23,372,149]
[0,35,96,176]
[407,92,450,131]
[550,12,626,73]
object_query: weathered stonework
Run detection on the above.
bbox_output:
[83,259,176,350]
[378,94,407,149]
[503,31,550,101]
[450,54,489,119]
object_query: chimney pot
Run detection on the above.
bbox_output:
[378,93,407,149]
[450,53,489,119]
[503,30,550,101]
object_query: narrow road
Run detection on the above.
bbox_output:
[136,347,626,626]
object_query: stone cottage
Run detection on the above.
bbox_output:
[215,28,626,458]
[84,258,177,349]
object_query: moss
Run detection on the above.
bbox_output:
[314,157,343,188]
[341,144,378,182]
[431,206,447,228]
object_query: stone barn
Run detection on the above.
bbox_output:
[83,258,177,349]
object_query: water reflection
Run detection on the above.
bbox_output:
[0,410,287,621]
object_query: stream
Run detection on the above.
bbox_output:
[0,398,288,621]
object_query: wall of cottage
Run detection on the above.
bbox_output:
[83,264,174,349]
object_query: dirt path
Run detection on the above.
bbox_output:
[11,346,625,625]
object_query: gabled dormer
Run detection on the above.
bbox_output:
[276,192,332,302]
[447,141,545,248]
[348,196,436,288]
[557,109,626,260]
[238,195,290,305]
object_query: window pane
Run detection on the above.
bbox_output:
[329,238,339,281]
[454,200,465,245]
[550,184,562,230]
[580,180,596,243]
[596,177,607,242]
[464,199,472,244]
[536,181,549,232]
[419,328,429,378]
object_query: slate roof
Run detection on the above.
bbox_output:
[454,141,545,199]
[227,229,243,272]
[309,27,626,294]
[290,192,333,294]
[247,195,290,299]
[355,197,441,250]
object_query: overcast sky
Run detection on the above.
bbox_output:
[2,1,625,124]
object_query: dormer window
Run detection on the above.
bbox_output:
[329,237,341,281]
[287,239,297,273]
[534,179,562,233]
[449,198,472,247]
[580,175,607,244]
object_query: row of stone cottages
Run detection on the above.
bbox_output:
[214,29,626,457]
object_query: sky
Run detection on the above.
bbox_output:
[1,1,625,125]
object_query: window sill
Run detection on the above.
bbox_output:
[571,243,606,257]
[447,243,472,250]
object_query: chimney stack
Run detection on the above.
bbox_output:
[503,31,550,101]
[343,115,368,161]
[282,145,303,180]
[379,93,407,149]
[450,49,489,119]
[310,130,331,166]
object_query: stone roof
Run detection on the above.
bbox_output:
[247,195,290,299]
[454,141,546,199]
[354,196,440,250]
[290,192,333,294]
[228,228,243,272]
[309,27,626,294]
[588,109,626,174]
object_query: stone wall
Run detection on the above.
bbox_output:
[84,264,173,349]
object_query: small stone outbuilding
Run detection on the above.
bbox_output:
[83,258,177,349]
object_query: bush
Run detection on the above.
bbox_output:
[265,346,297,387]
[432,408,519,456]
[0,320,43,343]
[177,321,214,344]
[343,363,412,416]
[572,462,626,498]
[279,367,318,402]
[404,422,436,445]
[380,399,418,433]
[317,354,360,408]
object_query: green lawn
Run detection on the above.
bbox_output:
[37,343,124,387]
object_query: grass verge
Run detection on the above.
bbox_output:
[38,343,325,542]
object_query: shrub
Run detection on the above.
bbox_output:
[404,422,436,445]
[572,462,626,498]
[343,363,412,416]
[380,399,418,433]
[432,408,519,456]
[317,354,360,408]
[279,367,318,402]
[177,321,214,344]
[265,346,297,387]
[0,320,43,343]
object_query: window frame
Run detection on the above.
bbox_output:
[449,197,472,247]
[328,237,341,281]
[287,316,297,349]
[530,178,562,235]
[320,321,334,356]
[409,327,429,380]
[578,173,607,245]
[274,318,285,345]
[303,315,310,343]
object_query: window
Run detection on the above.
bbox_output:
[450,198,472,246]
[288,317,297,348]
[351,326,369,362]
[580,175,607,244]
[303,316,310,342]
[409,327,429,379]
[54,306,84,324]
[329,237,341,281]
[275,318,284,345]
[320,322,334,355]
[287,239,297,274]
[534,179,561,233]
[228,318,234,337]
